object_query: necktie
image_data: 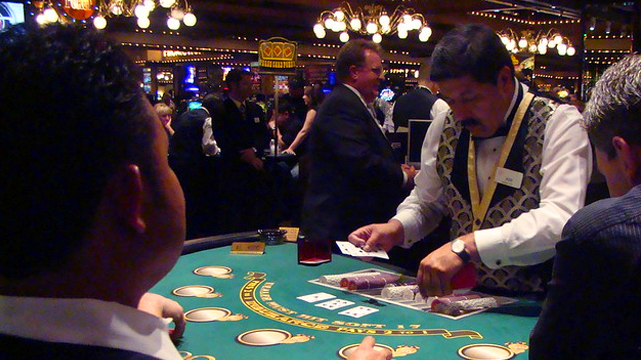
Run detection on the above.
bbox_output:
[239,102,246,118]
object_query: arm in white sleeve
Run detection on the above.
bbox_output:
[201,116,221,156]
[475,104,593,268]
[429,99,450,121]
[393,112,449,249]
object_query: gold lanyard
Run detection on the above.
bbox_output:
[468,92,534,231]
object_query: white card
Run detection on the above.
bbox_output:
[335,241,389,259]
[339,305,379,318]
[297,292,336,303]
[315,299,354,310]
[495,167,523,189]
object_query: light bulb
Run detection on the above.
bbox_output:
[554,34,563,44]
[403,14,412,24]
[137,17,150,28]
[419,27,431,42]
[171,8,184,20]
[350,18,361,31]
[366,21,377,34]
[557,42,567,56]
[339,31,349,43]
[398,29,408,39]
[539,37,548,47]
[36,13,46,25]
[381,24,391,34]
[518,37,527,48]
[183,13,196,26]
[313,23,324,34]
[315,27,326,39]
[44,7,58,22]
[538,43,547,55]
[379,14,390,27]
[501,35,509,45]
[566,46,576,56]
[397,22,407,33]
[110,4,122,16]
[411,18,422,30]
[134,4,149,18]
[167,17,180,30]
[144,0,155,10]
[160,0,176,8]
[334,10,344,21]
[93,15,107,29]
[324,18,334,29]
[372,33,382,43]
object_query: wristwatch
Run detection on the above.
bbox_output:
[451,238,470,263]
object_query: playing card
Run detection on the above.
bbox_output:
[297,292,336,303]
[339,306,379,318]
[315,299,354,310]
[335,241,389,259]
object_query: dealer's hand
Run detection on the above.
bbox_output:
[138,292,186,342]
[348,220,404,252]
[347,336,392,360]
[417,233,479,297]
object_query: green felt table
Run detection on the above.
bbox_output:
[152,241,539,360]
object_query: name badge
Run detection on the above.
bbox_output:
[254,117,260,124]
[495,167,523,189]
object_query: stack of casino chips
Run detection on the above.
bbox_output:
[430,294,498,316]
[380,284,420,300]
[343,273,401,290]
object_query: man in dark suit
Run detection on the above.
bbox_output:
[212,69,274,232]
[530,55,641,359]
[302,39,417,241]
[0,24,389,360]
[392,61,449,130]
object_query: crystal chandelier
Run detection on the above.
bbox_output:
[497,28,576,56]
[313,1,432,44]
[32,0,197,31]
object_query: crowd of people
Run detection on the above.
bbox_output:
[1,19,640,360]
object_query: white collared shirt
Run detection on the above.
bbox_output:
[0,295,182,360]
[393,80,593,268]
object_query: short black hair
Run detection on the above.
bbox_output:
[583,55,641,159]
[0,24,156,278]
[225,68,251,87]
[305,83,325,109]
[335,39,383,83]
[431,24,514,85]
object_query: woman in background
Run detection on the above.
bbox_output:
[283,83,325,155]
[154,102,175,137]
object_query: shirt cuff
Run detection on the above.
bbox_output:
[402,170,408,186]
[475,227,507,269]
[392,211,421,249]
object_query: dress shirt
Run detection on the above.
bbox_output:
[0,295,182,360]
[393,80,592,269]
[416,85,450,121]
[200,107,221,156]
[343,83,408,186]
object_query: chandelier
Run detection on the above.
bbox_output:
[32,0,197,30]
[313,1,432,44]
[497,28,576,56]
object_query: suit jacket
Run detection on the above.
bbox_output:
[0,333,163,359]
[392,86,438,128]
[529,184,641,360]
[212,97,268,165]
[302,84,406,240]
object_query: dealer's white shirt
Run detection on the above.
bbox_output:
[0,295,182,360]
[393,80,592,269]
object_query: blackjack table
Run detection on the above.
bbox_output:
[151,232,539,360]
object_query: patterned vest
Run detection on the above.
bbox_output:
[436,94,557,293]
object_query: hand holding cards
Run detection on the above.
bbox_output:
[336,241,389,259]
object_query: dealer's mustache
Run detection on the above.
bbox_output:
[459,118,481,128]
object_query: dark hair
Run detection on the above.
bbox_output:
[225,68,251,87]
[583,55,641,159]
[277,102,292,114]
[335,39,383,83]
[304,83,325,110]
[431,24,514,85]
[0,24,156,278]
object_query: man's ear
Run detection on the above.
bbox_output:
[349,65,360,80]
[497,66,512,94]
[106,164,146,234]
[612,136,640,182]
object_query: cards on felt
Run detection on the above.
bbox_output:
[315,299,354,310]
[339,306,379,318]
[297,292,336,303]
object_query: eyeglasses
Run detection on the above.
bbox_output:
[369,67,385,76]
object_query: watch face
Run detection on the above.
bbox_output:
[452,239,465,253]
